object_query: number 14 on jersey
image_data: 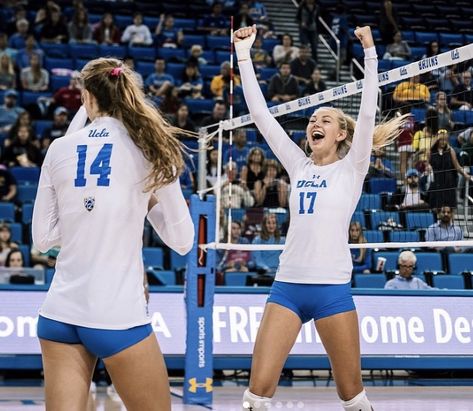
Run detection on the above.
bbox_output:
[75,144,113,187]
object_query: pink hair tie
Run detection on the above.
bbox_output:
[110,67,122,77]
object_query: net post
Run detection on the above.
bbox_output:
[197,127,208,199]
[183,194,216,405]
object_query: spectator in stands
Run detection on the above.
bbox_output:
[123,56,143,88]
[219,161,255,208]
[459,128,473,166]
[234,3,254,29]
[303,67,326,96]
[268,62,299,103]
[0,54,16,90]
[217,221,253,273]
[187,44,207,67]
[210,61,241,99]
[170,104,196,138]
[178,63,203,99]
[240,147,266,193]
[392,74,430,106]
[155,13,183,48]
[290,44,317,87]
[348,221,370,274]
[199,3,227,36]
[250,36,272,69]
[438,64,460,94]
[51,71,82,114]
[384,251,433,290]
[0,90,25,136]
[159,86,181,116]
[450,71,473,111]
[330,3,349,66]
[31,246,59,270]
[272,33,299,66]
[422,41,444,81]
[93,12,121,45]
[389,168,429,211]
[252,213,285,274]
[425,206,463,253]
[412,125,434,172]
[145,58,175,98]
[5,249,25,268]
[3,124,42,167]
[379,0,399,45]
[296,0,319,62]
[20,52,49,92]
[223,129,249,171]
[5,5,28,36]
[396,109,415,179]
[383,31,411,61]
[16,34,44,70]
[0,166,17,203]
[0,32,17,61]
[40,6,69,44]
[8,18,30,49]
[42,107,70,151]
[430,92,454,132]
[254,159,288,207]
[121,12,153,46]
[427,129,471,210]
[6,111,33,146]
[248,1,269,23]
[206,147,221,188]
[200,100,227,137]
[68,6,93,44]
[0,223,19,266]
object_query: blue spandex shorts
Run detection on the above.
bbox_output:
[267,280,355,324]
[37,316,153,358]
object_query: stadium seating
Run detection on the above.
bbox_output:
[368,178,396,194]
[0,203,15,222]
[370,211,400,230]
[143,247,164,269]
[17,185,38,204]
[170,249,188,271]
[22,203,34,225]
[388,231,420,243]
[364,230,383,243]
[149,270,176,286]
[10,167,40,185]
[415,252,443,273]
[356,193,381,212]
[225,272,248,286]
[353,274,386,288]
[432,274,465,290]
[447,253,473,275]
[372,251,399,271]
[405,212,435,230]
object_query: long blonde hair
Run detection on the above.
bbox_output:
[310,107,411,158]
[81,57,187,191]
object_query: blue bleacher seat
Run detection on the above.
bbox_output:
[452,110,466,125]
[447,254,473,275]
[50,75,70,92]
[114,14,133,29]
[185,98,214,114]
[414,31,438,45]
[10,167,40,185]
[34,120,53,138]
[465,111,473,126]
[206,36,230,50]
[410,47,425,60]
[372,251,399,271]
[181,34,206,48]
[40,43,69,57]
[225,271,248,286]
[401,31,415,43]
[18,244,30,267]
[352,43,364,59]
[69,43,99,59]
[370,211,400,231]
[259,67,278,81]
[170,249,189,270]
[128,46,156,62]
[200,65,220,79]
[356,193,381,212]
[136,61,155,77]
[166,62,185,79]
[46,268,55,284]
[158,47,186,61]
[174,18,196,30]
[411,107,427,124]
[22,203,33,225]
[354,274,386,288]
[351,211,366,227]
[433,274,464,290]
[261,38,279,53]
[415,252,443,273]
[143,247,164,268]
[405,212,435,230]
[215,50,234,64]
[368,178,396,194]
[388,231,420,242]
[98,44,127,59]
[143,16,160,29]
[438,33,464,47]
[44,57,74,71]
[17,185,38,204]
[0,203,15,222]
[150,270,176,286]
[378,60,391,72]
[21,91,51,106]
[9,222,22,243]
[74,59,89,70]
[364,230,383,243]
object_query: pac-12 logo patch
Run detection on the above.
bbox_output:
[84,197,95,211]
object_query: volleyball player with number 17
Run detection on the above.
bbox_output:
[234,25,407,411]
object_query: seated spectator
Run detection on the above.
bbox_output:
[20,52,49,92]
[187,44,207,67]
[252,213,285,274]
[8,18,30,49]
[42,106,69,151]
[392,75,430,106]
[450,71,473,111]
[290,44,317,87]
[0,90,25,136]
[219,161,255,208]
[425,206,464,254]
[155,14,183,48]
[0,223,19,266]
[438,65,460,94]
[51,71,82,115]
[2,125,42,167]
[223,129,249,171]
[432,91,454,131]
[210,61,241,99]
[272,33,299,66]
[93,12,121,45]
[234,3,254,29]
[6,111,33,146]
[40,6,69,44]
[170,104,196,138]
[145,58,175,98]
[384,251,434,290]
[0,54,16,90]
[412,125,434,171]
[5,249,26,269]
[303,67,326,96]
[121,12,153,46]
[389,168,429,210]
[178,63,203,99]
[254,159,288,208]
[200,100,228,139]
[349,221,371,274]
[217,221,252,273]
[159,85,181,116]
[68,6,93,43]
[367,148,394,179]
[206,147,221,188]
[16,34,44,70]
[123,56,143,88]
[240,147,266,192]
[199,3,227,36]
[5,5,28,37]
[0,32,17,61]
[0,165,17,203]
[383,31,411,60]
[268,63,299,103]
[250,36,272,69]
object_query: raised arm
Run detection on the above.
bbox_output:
[348,26,378,172]
[234,25,306,176]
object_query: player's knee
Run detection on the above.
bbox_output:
[340,389,373,411]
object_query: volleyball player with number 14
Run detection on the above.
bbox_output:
[235,25,407,411]
[32,59,194,410]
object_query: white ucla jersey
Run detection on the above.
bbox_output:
[239,47,378,284]
[33,114,194,328]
